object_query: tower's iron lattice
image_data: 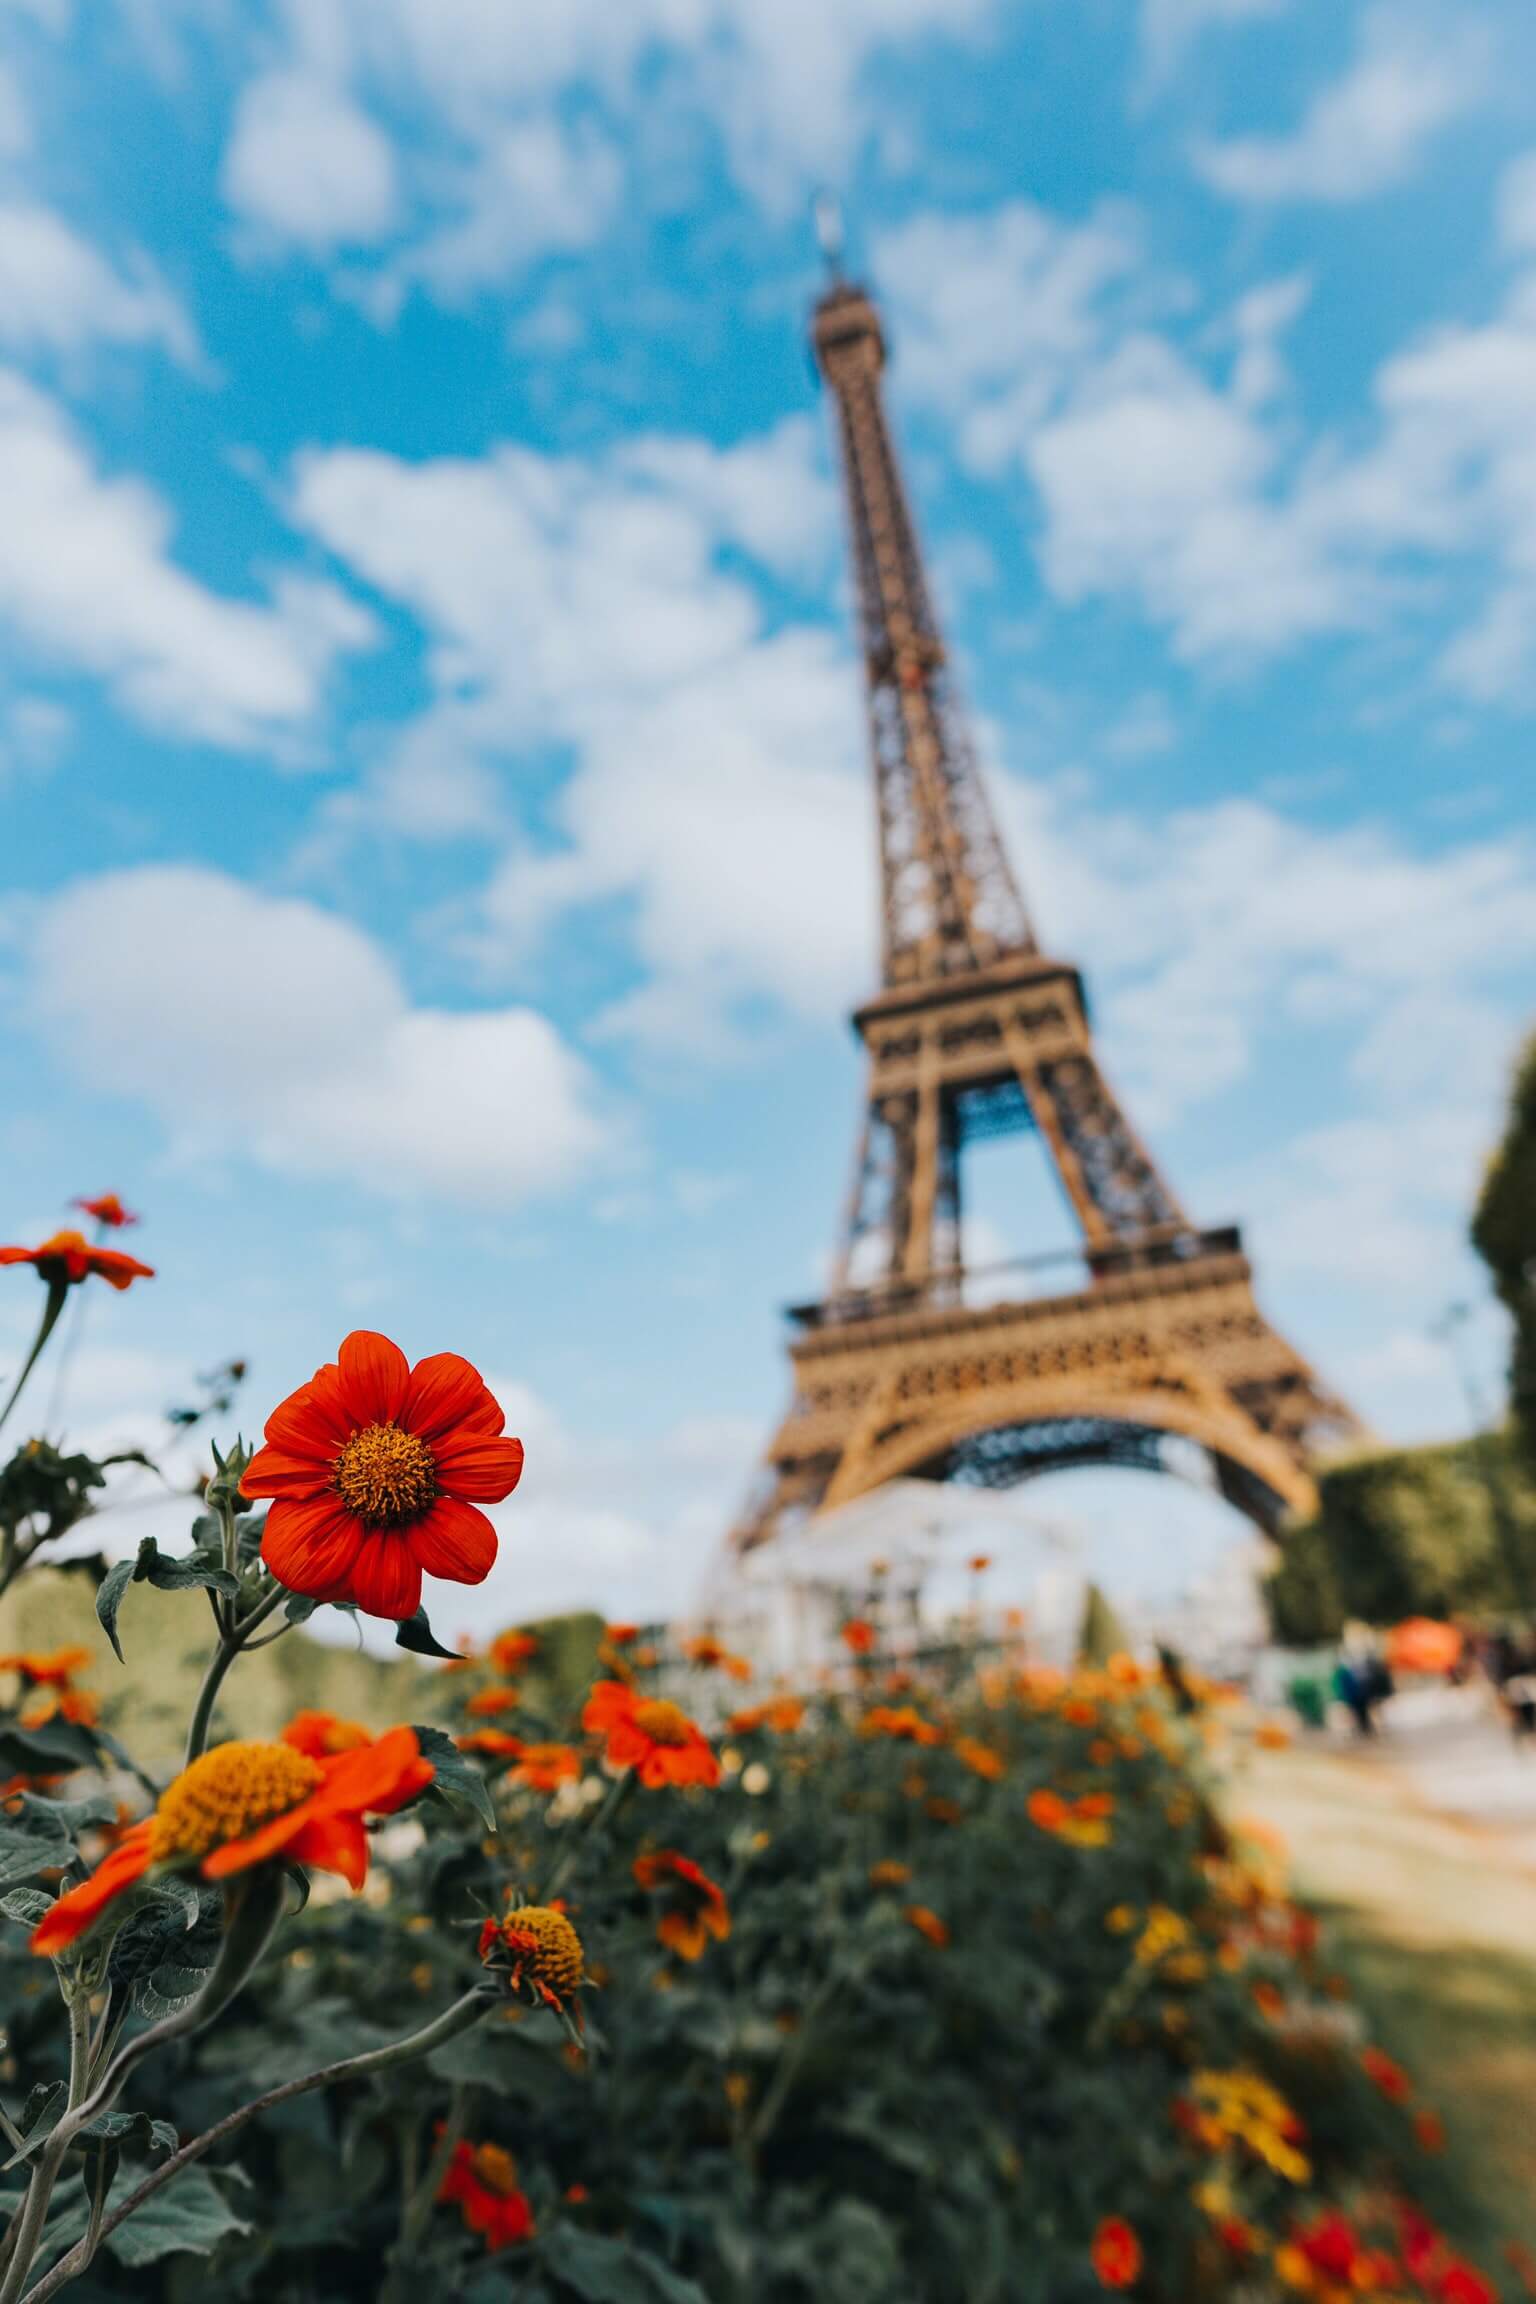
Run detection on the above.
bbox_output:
[729,273,1363,1557]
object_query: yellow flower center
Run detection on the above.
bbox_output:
[332,1422,437,1525]
[149,1741,321,1865]
[499,1905,584,2000]
[470,2143,520,2197]
[633,1699,692,1747]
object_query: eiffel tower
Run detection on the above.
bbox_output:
[729,260,1363,1559]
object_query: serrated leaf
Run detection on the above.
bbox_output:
[412,1724,496,1833]
[395,1607,462,1660]
[96,1538,240,1663]
[103,2166,251,2267]
[538,2226,711,2304]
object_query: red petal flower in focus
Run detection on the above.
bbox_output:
[582,1681,719,1788]
[32,1728,432,1956]
[0,1231,153,1292]
[438,2140,534,2251]
[73,1194,138,1229]
[241,1331,524,1622]
[1091,2217,1143,2289]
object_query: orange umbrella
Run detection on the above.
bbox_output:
[1385,1618,1462,1676]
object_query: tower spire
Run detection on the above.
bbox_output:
[812,270,1035,986]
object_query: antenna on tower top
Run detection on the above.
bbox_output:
[812,190,846,282]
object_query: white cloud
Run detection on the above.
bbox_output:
[23,866,611,1207]
[0,370,372,746]
[291,415,864,1042]
[0,201,199,361]
[223,71,399,252]
[211,0,1002,289]
[1193,4,1488,204]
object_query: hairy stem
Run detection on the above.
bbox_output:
[0,1282,69,1444]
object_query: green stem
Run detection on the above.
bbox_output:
[543,1767,635,1902]
[17,1992,492,2304]
[0,1284,70,1442]
[183,1583,288,1766]
[383,2082,473,2302]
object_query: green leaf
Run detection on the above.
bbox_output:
[283,1591,318,1626]
[0,1800,72,1890]
[96,1537,240,1662]
[412,1723,496,1833]
[395,1607,462,1660]
[83,2108,178,2160]
[0,1718,99,1779]
[0,1885,54,1926]
[104,2165,251,2267]
[539,2227,712,2304]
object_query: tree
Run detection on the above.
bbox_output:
[1473,1030,1536,1475]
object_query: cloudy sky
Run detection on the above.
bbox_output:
[1,0,1533,1635]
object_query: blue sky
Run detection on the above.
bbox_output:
[1,0,1534,1631]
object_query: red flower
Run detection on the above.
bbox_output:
[32,1728,432,1956]
[634,1849,730,1960]
[1297,2213,1359,2280]
[1361,2044,1412,2100]
[0,1231,153,1292]
[438,2140,534,2251]
[465,1686,519,1717]
[0,1646,93,1687]
[903,1904,949,1946]
[489,1630,538,1675]
[582,1681,719,1788]
[241,1330,524,1621]
[281,1709,372,1759]
[1441,2266,1497,2304]
[1091,2218,1143,2289]
[73,1193,139,1229]
[841,1619,877,1655]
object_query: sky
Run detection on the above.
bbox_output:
[1,0,1534,1638]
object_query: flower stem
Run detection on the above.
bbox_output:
[16,1990,493,2304]
[183,1582,288,1766]
[0,1283,70,1442]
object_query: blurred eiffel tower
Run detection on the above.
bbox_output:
[728,216,1364,1559]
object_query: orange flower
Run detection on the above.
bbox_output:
[868,1859,911,1887]
[22,1688,99,1729]
[682,1636,752,1681]
[953,1736,1004,1781]
[0,1231,153,1292]
[509,1741,582,1795]
[32,1728,432,1955]
[1026,1787,1111,1847]
[281,1709,372,1758]
[0,1646,93,1687]
[456,1728,524,1760]
[582,1681,719,1789]
[1360,2045,1412,2101]
[439,2140,534,2250]
[904,1904,949,1946]
[479,1904,585,2013]
[241,1330,524,1622]
[73,1193,138,1229]
[634,1849,731,1960]
[860,1705,942,1746]
[1091,2217,1143,2289]
[466,1686,520,1717]
[967,1554,991,1574]
[605,1623,639,1645]
[727,1697,805,1735]
[1415,2110,1446,2152]
[489,1630,538,1675]
[840,1618,877,1655]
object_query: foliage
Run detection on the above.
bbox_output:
[1472,1029,1536,1476]
[0,1228,1516,2303]
[1265,1431,1536,1639]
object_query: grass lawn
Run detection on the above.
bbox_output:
[1232,1742,1536,2255]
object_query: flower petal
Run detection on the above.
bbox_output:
[31,1824,154,1956]
[285,1810,371,1892]
[260,1497,364,1599]
[314,1726,433,1817]
[433,1433,525,1504]
[200,1802,312,1879]
[263,1361,354,1455]
[240,1445,334,1501]
[404,1353,500,1441]
[348,1533,422,1621]
[410,1496,498,1585]
[337,1331,410,1426]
